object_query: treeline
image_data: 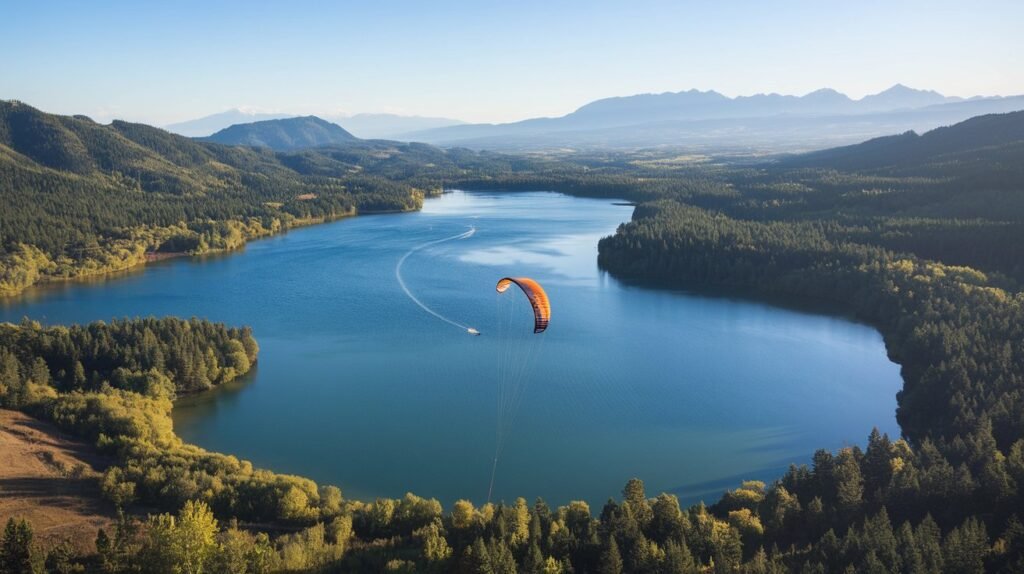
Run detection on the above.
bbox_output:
[5,470,1018,573]
[0,318,346,525]
[597,199,1024,445]
[0,316,257,397]
[1,503,352,573]
[0,298,1018,571]
[714,167,1024,284]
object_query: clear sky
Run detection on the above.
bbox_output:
[2,0,1021,125]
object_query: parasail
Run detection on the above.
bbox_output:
[495,277,550,333]
[489,276,550,502]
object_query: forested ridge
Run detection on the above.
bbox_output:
[2,108,1024,572]
[778,111,1024,176]
[0,101,573,296]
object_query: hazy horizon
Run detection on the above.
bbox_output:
[2,0,1022,126]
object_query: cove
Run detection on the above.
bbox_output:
[0,191,902,507]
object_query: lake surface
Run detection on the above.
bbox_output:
[1,191,902,507]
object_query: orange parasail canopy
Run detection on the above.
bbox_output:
[496,277,551,333]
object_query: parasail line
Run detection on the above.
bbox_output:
[486,455,499,504]
[395,226,480,334]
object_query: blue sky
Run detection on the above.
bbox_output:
[2,0,1021,125]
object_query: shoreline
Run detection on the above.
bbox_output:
[0,189,916,546]
[0,187,600,300]
[0,207,409,301]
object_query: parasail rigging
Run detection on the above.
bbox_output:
[488,276,550,502]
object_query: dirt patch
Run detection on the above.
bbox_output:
[295,193,317,201]
[0,409,115,552]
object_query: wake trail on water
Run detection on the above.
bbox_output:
[395,227,479,334]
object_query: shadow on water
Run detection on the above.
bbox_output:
[668,463,794,507]
[173,365,260,427]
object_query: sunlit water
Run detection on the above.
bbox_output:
[1,191,901,507]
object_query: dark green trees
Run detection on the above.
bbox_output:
[0,518,41,574]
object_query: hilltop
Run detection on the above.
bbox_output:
[201,116,358,150]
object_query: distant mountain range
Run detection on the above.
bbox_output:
[558,84,958,127]
[164,109,463,139]
[200,116,358,150]
[154,85,1024,154]
[404,85,1024,151]
[4,96,1021,200]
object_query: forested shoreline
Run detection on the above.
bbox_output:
[589,159,1024,571]
[0,101,449,296]
[2,107,1024,571]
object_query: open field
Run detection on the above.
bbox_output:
[0,409,114,552]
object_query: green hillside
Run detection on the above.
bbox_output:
[780,111,1024,183]
[0,102,466,295]
[201,116,358,150]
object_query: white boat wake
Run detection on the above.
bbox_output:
[395,227,480,335]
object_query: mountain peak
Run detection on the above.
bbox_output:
[801,88,852,105]
[202,116,357,150]
[877,83,940,96]
[805,88,845,97]
[858,84,950,110]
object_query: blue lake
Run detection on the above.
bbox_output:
[0,191,902,507]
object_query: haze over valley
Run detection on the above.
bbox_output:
[161,84,1024,153]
